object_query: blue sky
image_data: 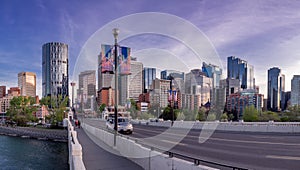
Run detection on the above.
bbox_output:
[1,0,300,98]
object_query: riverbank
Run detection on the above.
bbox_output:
[0,126,68,142]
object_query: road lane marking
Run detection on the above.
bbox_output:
[266,155,300,161]
[133,126,300,146]
[160,139,186,146]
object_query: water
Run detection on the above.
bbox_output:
[0,135,68,170]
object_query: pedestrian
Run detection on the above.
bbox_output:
[78,120,81,129]
[75,119,78,128]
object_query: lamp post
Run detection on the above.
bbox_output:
[113,28,119,132]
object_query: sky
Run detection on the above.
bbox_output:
[1,0,300,98]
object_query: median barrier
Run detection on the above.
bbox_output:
[81,120,218,170]
[136,120,300,133]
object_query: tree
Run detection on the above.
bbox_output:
[243,105,259,122]
[195,107,206,121]
[176,111,185,121]
[6,96,37,126]
[99,103,106,113]
[40,95,68,125]
[260,111,280,122]
[159,106,177,121]
[206,113,216,121]
[220,113,228,122]
[183,109,198,121]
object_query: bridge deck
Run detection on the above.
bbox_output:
[76,127,143,170]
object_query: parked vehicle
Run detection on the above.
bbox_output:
[106,117,133,134]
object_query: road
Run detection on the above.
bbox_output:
[84,118,300,170]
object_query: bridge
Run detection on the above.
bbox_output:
[68,118,300,170]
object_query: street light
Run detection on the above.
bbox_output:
[113,28,119,132]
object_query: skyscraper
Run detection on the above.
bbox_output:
[161,70,185,92]
[185,69,212,105]
[227,56,255,89]
[143,67,156,93]
[42,42,69,104]
[267,67,285,111]
[202,62,223,107]
[18,72,36,97]
[78,70,96,110]
[291,75,300,106]
[128,60,143,101]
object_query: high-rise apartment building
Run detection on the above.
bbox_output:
[18,72,36,97]
[161,70,184,91]
[291,75,300,106]
[0,86,6,98]
[42,42,69,104]
[185,69,212,105]
[151,78,171,108]
[77,70,96,110]
[267,67,285,111]
[227,56,255,89]
[118,60,143,105]
[143,67,156,93]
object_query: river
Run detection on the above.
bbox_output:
[0,135,68,170]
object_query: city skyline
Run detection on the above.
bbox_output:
[1,0,300,98]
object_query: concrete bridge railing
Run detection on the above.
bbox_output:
[132,120,300,133]
[68,120,86,170]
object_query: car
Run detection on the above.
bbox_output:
[106,117,133,134]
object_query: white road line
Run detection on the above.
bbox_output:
[266,155,300,161]
[134,127,300,146]
[160,139,186,146]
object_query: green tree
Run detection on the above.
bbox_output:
[260,111,280,122]
[220,113,228,122]
[195,107,206,121]
[243,105,259,122]
[99,103,106,113]
[206,113,216,121]
[40,95,68,125]
[6,96,37,126]
[183,109,197,121]
[228,113,234,121]
[176,111,185,120]
[140,112,155,120]
[159,106,177,121]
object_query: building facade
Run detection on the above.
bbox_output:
[77,70,96,110]
[291,75,300,106]
[18,72,36,97]
[226,89,263,120]
[42,42,69,104]
[143,67,156,93]
[185,69,212,105]
[202,62,223,107]
[151,78,171,108]
[0,86,6,98]
[227,56,255,90]
[267,67,285,111]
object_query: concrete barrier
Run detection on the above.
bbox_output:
[68,120,86,170]
[82,120,218,170]
[134,120,300,133]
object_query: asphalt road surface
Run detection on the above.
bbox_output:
[84,118,300,170]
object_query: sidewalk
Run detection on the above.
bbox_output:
[76,127,143,170]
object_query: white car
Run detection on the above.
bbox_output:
[106,117,133,134]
